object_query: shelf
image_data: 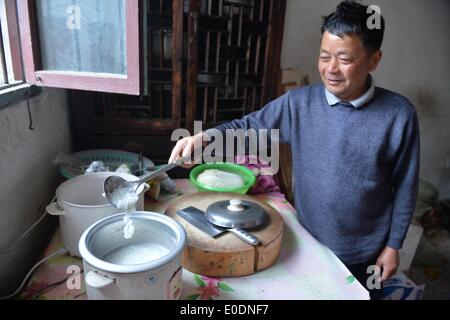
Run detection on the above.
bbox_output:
[197,73,227,86]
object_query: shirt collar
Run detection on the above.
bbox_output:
[325,75,375,109]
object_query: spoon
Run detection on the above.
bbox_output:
[104,150,201,209]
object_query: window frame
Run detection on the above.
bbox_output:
[5,0,22,82]
[0,0,24,87]
[17,0,142,95]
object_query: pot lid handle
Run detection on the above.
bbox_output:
[46,201,67,216]
[227,199,245,212]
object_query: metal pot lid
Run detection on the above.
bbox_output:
[205,199,267,229]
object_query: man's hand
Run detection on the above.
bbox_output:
[168,132,208,168]
[376,246,399,282]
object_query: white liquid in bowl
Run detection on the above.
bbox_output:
[103,242,170,265]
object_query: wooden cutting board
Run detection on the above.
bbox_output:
[165,192,284,277]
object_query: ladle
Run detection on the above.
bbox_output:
[104,151,199,209]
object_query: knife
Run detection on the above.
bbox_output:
[177,206,227,238]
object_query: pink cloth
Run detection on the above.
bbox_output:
[235,155,281,194]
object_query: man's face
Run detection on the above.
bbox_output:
[318,31,381,101]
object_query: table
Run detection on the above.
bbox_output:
[20,179,369,300]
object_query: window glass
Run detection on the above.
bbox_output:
[36,0,126,74]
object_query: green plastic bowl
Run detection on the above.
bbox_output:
[189,163,256,194]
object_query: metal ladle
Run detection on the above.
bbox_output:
[104,151,198,209]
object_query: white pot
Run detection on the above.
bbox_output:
[46,172,147,257]
[79,212,186,300]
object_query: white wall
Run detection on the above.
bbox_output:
[0,88,72,296]
[281,0,450,198]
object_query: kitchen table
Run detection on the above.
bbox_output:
[20,179,369,300]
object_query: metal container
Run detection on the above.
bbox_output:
[78,211,186,300]
[46,172,147,257]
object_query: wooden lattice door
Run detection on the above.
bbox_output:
[186,0,286,130]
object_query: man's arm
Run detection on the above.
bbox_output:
[388,110,420,250]
[377,110,420,280]
[205,91,293,144]
[170,91,293,164]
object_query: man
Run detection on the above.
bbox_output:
[169,1,420,300]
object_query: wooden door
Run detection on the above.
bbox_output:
[186,0,286,130]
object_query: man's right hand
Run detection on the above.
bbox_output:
[168,131,209,168]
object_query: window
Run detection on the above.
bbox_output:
[0,0,23,89]
[17,0,142,95]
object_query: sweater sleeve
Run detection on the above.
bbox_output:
[205,91,292,144]
[387,110,420,250]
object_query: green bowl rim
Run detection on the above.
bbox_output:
[189,162,256,192]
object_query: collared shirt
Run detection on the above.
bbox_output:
[325,75,375,109]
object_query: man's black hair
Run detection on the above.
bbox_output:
[321,0,385,54]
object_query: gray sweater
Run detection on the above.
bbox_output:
[208,84,420,265]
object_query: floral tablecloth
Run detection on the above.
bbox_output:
[20,179,369,300]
